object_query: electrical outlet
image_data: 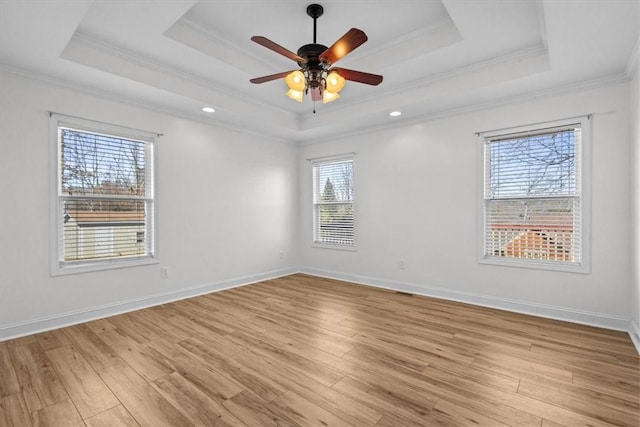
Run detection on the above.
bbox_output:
[161,266,169,278]
[399,259,406,270]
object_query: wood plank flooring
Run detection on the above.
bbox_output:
[1,274,638,426]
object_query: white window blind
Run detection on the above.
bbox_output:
[53,116,156,272]
[483,123,582,267]
[312,157,354,246]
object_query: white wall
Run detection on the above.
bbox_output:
[631,41,640,347]
[0,71,298,339]
[299,82,632,330]
[0,70,636,340]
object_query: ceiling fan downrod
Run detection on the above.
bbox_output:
[306,4,323,44]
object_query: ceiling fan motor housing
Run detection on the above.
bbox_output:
[297,43,329,89]
[297,44,329,68]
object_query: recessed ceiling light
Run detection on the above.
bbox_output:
[202,107,216,113]
[389,111,402,117]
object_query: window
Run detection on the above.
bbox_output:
[50,114,157,275]
[312,156,355,247]
[479,117,590,272]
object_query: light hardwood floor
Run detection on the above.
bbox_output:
[1,274,638,426]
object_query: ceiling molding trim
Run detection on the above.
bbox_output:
[299,72,629,146]
[1,66,628,147]
[168,15,462,110]
[63,31,301,132]
[300,44,549,119]
[625,35,640,78]
[166,16,275,70]
[342,17,462,68]
[535,0,548,49]
[379,44,548,95]
[0,64,298,146]
[67,31,293,117]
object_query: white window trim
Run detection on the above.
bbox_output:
[49,113,159,276]
[311,154,357,250]
[476,116,591,273]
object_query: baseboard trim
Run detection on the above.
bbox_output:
[630,321,640,355]
[4,267,637,355]
[0,267,298,342]
[300,267,632,333]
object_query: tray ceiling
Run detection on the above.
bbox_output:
[1,0,638,142]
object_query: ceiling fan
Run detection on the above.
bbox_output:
[249,3,383,106]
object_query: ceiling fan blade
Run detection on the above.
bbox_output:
[319,28,368,65]
[251,36,305,63]
[250,71,294,84]
[333,68,383,86]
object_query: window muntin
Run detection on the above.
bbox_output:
[482,122,585,269]
[51,115,156,274]
[312,157,355,247]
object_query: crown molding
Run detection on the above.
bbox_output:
[172,12,462,119]
[0,64,298,145]
[168,16,275,71]
[397,44,548,93]
[299,72,629,146]
[625,35,640,78]
[62,31,303,134]
[342,16,462,68]
[300,43,549,121]
[69,31,288,116]
[1,57,629,147]
[534,0,548,50]
[59,30,551,139]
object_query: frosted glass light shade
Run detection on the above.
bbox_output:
[322,90,340,103]
[286,89,304,102]
[285,70,305,91]
[326,71,346,93]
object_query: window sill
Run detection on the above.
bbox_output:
[479,256,589,274]
[312,243,357,252]
[50,256,159,276]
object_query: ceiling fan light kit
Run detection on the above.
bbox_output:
[250,3,383,109]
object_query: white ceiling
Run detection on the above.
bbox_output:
[1,0,638,143]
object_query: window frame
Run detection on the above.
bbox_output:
[49,113,159,276]
[311,155,356,250]
[477,117,591,273]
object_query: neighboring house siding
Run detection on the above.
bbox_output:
[63,219,80,260]
[63,211,145,261]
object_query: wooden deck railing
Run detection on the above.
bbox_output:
[488,224,574,261]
